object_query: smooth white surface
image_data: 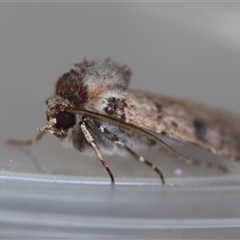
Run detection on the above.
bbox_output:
[1,173,240,239]
[1,3,240,238]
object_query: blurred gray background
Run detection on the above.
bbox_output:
[1,2,240,181]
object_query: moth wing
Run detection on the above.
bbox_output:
[126,89,240,160]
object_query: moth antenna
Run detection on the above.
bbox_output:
[66,107,196,165]
[6,131,46,146]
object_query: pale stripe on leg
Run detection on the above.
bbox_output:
[80,122,115,184]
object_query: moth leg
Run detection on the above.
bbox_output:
[103,129,165,185]
[80,121,115,184]
[6,131,46,146]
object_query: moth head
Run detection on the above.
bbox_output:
[38,96,76,138]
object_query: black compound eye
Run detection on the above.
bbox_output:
[55,111,75,130]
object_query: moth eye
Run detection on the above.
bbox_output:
[55,111,75,130]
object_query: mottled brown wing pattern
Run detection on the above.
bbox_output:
[124,89,240,160]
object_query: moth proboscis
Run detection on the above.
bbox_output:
[7,58,240,185]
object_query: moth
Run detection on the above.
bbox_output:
[7,58,240,185]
